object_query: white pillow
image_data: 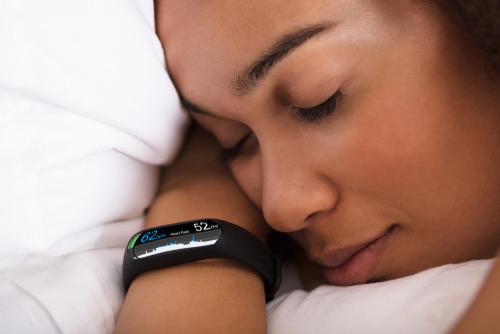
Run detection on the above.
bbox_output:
[0,0,188,257]
[0,1,188,332]
[268,260,493,334]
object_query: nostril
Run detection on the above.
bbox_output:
[304,211,320,224]
[304,205,334,226]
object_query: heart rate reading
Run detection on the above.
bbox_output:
[134,228,221,258]
[193,221,219,232]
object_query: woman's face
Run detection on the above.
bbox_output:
[157,0,500,285]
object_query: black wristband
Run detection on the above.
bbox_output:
[122,218,281,302]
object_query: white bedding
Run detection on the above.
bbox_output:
[0,1,492,333]
[0,0,187,332]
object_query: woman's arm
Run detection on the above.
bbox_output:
[449,255,500,334]
[114,125,269,334]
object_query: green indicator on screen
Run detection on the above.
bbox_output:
[127,233,140,250]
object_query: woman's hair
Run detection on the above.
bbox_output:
[438,0,500,76]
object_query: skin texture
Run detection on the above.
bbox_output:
[115,1,500,333]
[157,0,500,285]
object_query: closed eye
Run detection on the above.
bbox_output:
[218,132,252,163]
[293,90,342,123]
[218,90,342,163]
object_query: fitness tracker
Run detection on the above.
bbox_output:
[122,218,281,301]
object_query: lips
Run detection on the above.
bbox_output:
[319,225,395,286]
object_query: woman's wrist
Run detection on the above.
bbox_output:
[115,124,269,334]
[147,178,270,242]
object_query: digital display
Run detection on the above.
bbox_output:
[132,221,221,258]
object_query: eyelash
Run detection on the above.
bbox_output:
[218,133,251,163]
[293,90,343,123]
[218,90,343,163]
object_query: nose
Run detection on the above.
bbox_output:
[260,145,339,233]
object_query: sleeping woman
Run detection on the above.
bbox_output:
[115,1,500,333]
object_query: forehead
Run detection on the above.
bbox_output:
[157,0,386,109]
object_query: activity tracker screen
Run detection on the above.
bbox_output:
[130,221,221,258]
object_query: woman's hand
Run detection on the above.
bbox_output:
[114,124,269,334]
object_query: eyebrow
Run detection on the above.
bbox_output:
[178,21,334,116]
[232,22,334,96]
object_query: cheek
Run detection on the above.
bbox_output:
[345,81,455,208]
[325,23,464,224]
[335,61,490,242]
